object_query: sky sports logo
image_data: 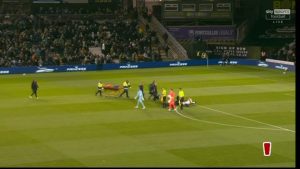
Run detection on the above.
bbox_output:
[265,9,291,21]
[266,9,290,15]
[274,9,291,15]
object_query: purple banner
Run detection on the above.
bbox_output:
[167,26,236,40]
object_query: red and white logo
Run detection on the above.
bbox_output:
[263,142,272,156]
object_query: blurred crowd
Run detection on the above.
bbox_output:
[0,9,162,67]
[262,39,296,62]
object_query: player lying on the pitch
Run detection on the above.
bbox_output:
[103,83,121,90]
[175,96,196,106]
[181,97,196,107]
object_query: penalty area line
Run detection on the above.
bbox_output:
[174,109,294,132]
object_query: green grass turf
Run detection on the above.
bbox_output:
[0,65,295,167]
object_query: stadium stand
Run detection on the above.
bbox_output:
[0,7,165,67]
[266,39,295,62]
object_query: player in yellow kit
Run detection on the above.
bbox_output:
[95,81,104,96]
[178,88,185,111]
[119,80,131,98]
[161,88,167,108]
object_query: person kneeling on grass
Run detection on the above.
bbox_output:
[135,86,146,109]
[182,98,196,107]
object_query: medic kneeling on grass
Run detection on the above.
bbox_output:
[168,88,177,111]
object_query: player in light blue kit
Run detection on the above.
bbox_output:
[135,85,146,109]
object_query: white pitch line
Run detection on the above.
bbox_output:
[197,105,295,133]
[174,109,286,132]
[284,93,295,97]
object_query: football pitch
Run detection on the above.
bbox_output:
[0,65,295,167]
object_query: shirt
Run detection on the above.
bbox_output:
[179,90,184,98]
[162,89,167,96]
[169,91,175,103]
[31,81,38,90]
[123,81,128,88]
[135,90,144,101]
[98,82,103,88]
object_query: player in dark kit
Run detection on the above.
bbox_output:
[29,80,39,99]
[161,88,167,108]
[148,80,158,101]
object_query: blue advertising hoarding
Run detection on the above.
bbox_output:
[257,59,295,71]
[0,59,294,75]
[0,65,97,75]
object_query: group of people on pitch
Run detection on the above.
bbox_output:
[29,79,196,111]
[160,87,196,112]
[95,80,196,111]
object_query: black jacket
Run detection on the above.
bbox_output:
[31,81,38,90]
